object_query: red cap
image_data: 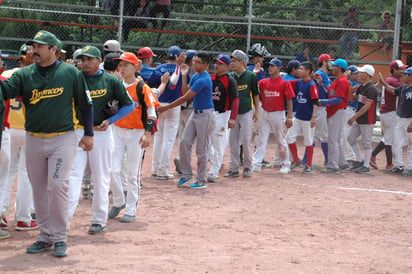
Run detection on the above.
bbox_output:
[137,47,157,59]
[318,54,333,63]
[114,52,139,65]
[390,60,408,70]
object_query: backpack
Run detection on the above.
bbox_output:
[136,79,158,133]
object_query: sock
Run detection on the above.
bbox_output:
[306,145,314,167]
[302,143,315,165]
[372,141,385,158]
[321,142,328,164]
[384,145,393,166]
[288,143,299,164]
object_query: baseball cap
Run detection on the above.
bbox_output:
[137,47,157,59]
[346,65,358,73]
[318,54,333,63]
[19,44,29,56]
[27,30,59,47]
[103,40,121,52]
[104,53,121,70]
[357,64,375,77]
[114,52,139,65]
[390,60,408,70]
[186,50,198,60]
[214,54,230,65]
[331,58,348,70]
[402,67,412,75]
[167,45,181,58]
[287,60,301,69]
[73,49,82,60]
[230,50,248,64]
[267,58,282,67]
[78,45,101,59]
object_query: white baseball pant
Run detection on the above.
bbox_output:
[229,110,254,171]
[208,110,231,177]
[393,117,412,169]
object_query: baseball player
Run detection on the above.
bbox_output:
[224,50,260,178]
[67,46,134,234]
[318,59,351,174]
[286,62,319,174]
[2,30,94,257]
[252,58,294,174]
[347,65,378,174]
[138,47,157,83]
[108,52,159,222]
[343,65,359,162]
[378,67,412,176]
[370,60,407,170]
[207,54,239,182]
[157,52,215,189]
[0,82,7,239]
[0,76,10,228]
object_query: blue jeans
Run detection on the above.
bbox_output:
[340,34,358,58]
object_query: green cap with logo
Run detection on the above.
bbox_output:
[78,45,101,59]
[27,30,59,47]
[19,44,29,56]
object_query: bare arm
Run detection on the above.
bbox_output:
[377,73,395,94]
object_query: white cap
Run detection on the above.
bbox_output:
[103,40,121,52]
[357,64,375,77]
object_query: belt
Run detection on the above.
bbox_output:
[28,131,69,138]
[194,109,204,114]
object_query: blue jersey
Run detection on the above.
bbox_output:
[189,71,214,110]
[282,74,298,112]
[291,79,319,121]
[348,79,359,109]
[247,63,268,81]
[140,64,155,83]
[150,63,183,103]
[315,69,331,100]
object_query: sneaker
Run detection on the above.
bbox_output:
[251,166,262,172]
[224,171,239,178]
[54,241,68,257]
[120,214,135,223]
[151,173,157,177]
[108,204,125,219]
[302,165,313,174]
[386,166,404,174]
[321,167,340,174]
[369,157,378,169]
[261,160,272,168]
[273,160,282,168]
[0,215,8,227]
[279,165,290,174]
[31,213,36,222]
[0,229,9,239]
[350,161,363,170]
[242,168,251,177]
[157,174,174,180]
[207,175,218,183]
[26,241,53,253]
[82,186,90,199]
[174,158,182,174]
[88,224,106,235]
[177,177,192,187]
[402,169,412,176]
[339,164,351,171]
[189,182,207,189]
[356,166,370,174]
[16,221,38,231]
[290,162,300,170]
[385,164,394,170]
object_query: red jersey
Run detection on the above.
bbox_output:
[380,75,403,114]
[258,77,295,112]
[326,75,350,118]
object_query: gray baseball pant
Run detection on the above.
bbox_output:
[347,123,374,167]
[327,109,348,169]
[229,110,253,171]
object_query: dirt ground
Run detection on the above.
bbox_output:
[1,136,412,273]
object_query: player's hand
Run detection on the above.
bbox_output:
[161,72,170,84]
[176,52,187,66]
[253,63,261,74]
[377,73,385,86]
[97,120,110,131]
[313,73,322,85]
[310,117,316,128]
[253,111,259,122]
[79,136,94,151]
[156,105,167,114]
[286,118,293,128]
[407,123,412,133]
[228,119,236,128]
[348,117,355,126]
[139,132,151,149]
[180,63,189,76]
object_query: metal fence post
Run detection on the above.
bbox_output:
[392,0,402,60]
[246,0,253,53]
[117,0,124,43]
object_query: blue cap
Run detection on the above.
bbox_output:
[185,49,198,60]
[402,67,412,75]
[287,60,301,69]
[267,58,282,67]
[346,65,358,73]
[215,54,230,65]
[331,58,348,70]
[168,45,181,58]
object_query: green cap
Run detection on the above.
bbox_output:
[19,44,29,56]
[78,45,101,58]
[27,30,59,47]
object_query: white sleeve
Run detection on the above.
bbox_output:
[146,105,156,118]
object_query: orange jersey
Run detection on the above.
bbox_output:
[115,79,159,129]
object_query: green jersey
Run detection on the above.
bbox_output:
[230,70,260,114]
[3,62,92,133]
[80,71,133,126]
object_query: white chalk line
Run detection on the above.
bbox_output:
[300,184,412,196]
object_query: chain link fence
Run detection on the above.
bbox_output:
[0,0,411,72]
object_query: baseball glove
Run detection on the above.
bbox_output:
[104,99,119,116]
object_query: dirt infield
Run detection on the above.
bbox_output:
[1,137,412,273]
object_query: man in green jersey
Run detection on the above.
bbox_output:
[1,30,94,256]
